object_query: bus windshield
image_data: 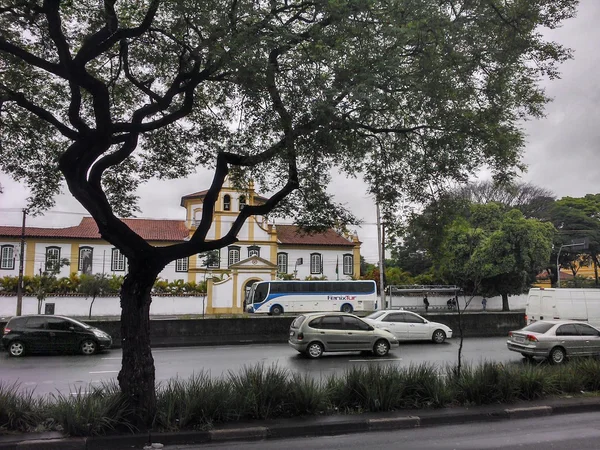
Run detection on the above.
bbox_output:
[250,283,269,304]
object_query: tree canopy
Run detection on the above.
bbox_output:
[550,194,600,285]
[437,203,555,310]
[0,0,578,425]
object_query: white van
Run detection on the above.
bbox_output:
[526,288,600,328]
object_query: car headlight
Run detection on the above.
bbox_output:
[93,330,108,338]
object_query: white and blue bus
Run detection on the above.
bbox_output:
[246,280,377,315]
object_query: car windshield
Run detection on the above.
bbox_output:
[521,322,554,334]
[67,318,92,329]
[365,311,386,320]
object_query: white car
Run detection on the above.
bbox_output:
[363,310,453,344]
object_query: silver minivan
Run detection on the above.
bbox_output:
[288,312,399,358]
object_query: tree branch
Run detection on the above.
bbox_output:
[0,83,78,139]
[0,38,66,78]
[74,0,161,64]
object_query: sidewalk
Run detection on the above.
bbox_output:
[1,395,599,450]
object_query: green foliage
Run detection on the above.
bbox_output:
[551,194,600,285]
[4,360,600,434]
[78,274,111,298]
[47,383,135,436]
[0,382,45,431]
[436,203,555,299]
[0,274,204,296]
[304,275,328,281]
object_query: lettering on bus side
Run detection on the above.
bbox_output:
[327,295,357,301]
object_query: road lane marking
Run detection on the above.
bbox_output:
[89,370,119,374]
[101,357,121,360]
[348,358,402,362]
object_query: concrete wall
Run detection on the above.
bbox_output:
[0,295,207,319]
[0,312,525,349]
[388,294,528,311]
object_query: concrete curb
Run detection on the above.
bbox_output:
[1,397,599,450]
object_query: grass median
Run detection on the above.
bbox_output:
[2,359,600,436]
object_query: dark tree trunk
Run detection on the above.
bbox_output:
[501,293,510,311]
[118,265,158,428]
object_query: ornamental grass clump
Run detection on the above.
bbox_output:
[47,383,134,436]
[227,363,291,420]
[286,374,327,416]
[0,382,45,431]
[449,362,517,405]
[155,373,232,430]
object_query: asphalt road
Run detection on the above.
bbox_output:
[165,411,600,450]
[0,337,523,396]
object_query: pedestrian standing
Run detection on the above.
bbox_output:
[482,297,487,311]
[423,295,430,313]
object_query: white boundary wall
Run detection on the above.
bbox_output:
[0,295,207,319]
[387,293,528,311]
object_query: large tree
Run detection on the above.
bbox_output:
[437,203,555,310]
[551,194,600,285]
[0,0,577,423]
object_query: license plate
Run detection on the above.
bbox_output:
[514,336,525,343]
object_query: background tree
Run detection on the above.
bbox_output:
[32,258,70,314]
[79,274,111,319]
[437,203,555,311]
[0,0,577,424]
[550,194,600,286]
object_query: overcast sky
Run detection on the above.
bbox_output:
[1,1,599,263]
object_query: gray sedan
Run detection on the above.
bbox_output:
[506,320,600,364]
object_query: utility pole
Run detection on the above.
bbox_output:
[16,209,26,316]
[376,202,385,310]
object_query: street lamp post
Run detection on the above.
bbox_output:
[556,243,582,288]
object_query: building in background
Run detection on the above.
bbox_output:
[0,179,361,313]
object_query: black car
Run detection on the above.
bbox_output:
[2,315,112,357]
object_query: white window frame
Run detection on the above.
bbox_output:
[310,253,322,274]
[175,257,189,272]
[277,252,288,274]
[343,254,353,275]
[45,246,61,272]
[248,245,260,258]
[78,246,93,274]
[223,194,231,211]
[111,248,126,272]
[228,246,240,266]
[0,245,15,270]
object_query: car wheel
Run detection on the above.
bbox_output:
[373,339,390,357]
[432,329,446,344]
[8,341,26,357]
[270,305,284,315]
[80,339,97,356]
[306,342,324,359]
[341,303,353,313]
[549,346,566,365]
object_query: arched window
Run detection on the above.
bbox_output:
[239,195,247,210]
[45,246,61,272]
[343,254,354,275]
[277,252,288,274]
[78,246,93,274]
[223,194,231,211]
[228,246,240,266]
[0,245,15,270]
[310,253,322,274]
